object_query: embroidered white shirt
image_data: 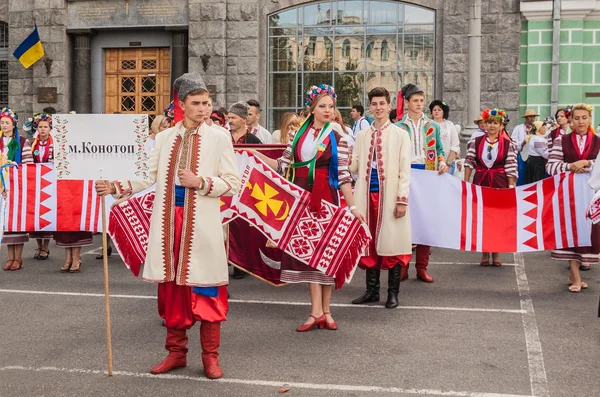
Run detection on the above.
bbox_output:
[528,135,549,159]
[577,134,587,154]
[2,136,10,156]
[300,128,321,162]
[482,138,499,169]
[407,115,425,164]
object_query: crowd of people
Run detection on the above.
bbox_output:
[1,71,598,379]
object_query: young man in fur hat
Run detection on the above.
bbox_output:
[95,72,240,379]
[228,101,262,144]
[395,83,447,283]
[350,87,413,308]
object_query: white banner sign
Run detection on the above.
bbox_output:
[53,114,150,181]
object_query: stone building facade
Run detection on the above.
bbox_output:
[0,0,527,133]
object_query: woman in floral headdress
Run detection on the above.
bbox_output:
[255,84,365,332]
[547,103,599,292]
[464,108,518,267]
[29,113,54,260]
[1,107,33,271]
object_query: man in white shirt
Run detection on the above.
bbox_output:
[511,109,538,185]
[246,99,273,144]
[350,105,371,138]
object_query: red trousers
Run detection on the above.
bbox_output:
[401,244,430,269]
[157,207,228,330]
[359,193,412,270]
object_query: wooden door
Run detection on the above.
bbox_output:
[105,48,171,119]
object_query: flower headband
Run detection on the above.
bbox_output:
[33,112,52,130]
[164,102,175,120]
[0,107,18,124]
[564,105,573,119]
[305,84,337,107]
[481,108,507,121]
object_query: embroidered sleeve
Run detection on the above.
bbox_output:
[504,141,518,179]
[21,139,34,164]
[276,144,293,176]
[546,136,570,175]
[464,139,477,169]
[434,124,446,161]
[198,135,241,198]
[337,135,353,188]
[396,129,411,206]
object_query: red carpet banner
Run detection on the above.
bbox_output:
[235,151,371,288]
[4,164,102,232]
[410,170,593,252]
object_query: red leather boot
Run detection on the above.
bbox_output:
[415,245,433,283]
[150,328,188,374]
[400,266,409,281]
[200,322,224,379]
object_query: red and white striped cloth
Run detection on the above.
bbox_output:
[4,164,102,232]
[410,169,593,252]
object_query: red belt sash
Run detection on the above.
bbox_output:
[475,165,505,186]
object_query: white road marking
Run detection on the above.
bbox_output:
[513,253,549,397]
[427,262,517,267]
[0,289,525,314]
[0,365,534,397]
[82,247,104,256]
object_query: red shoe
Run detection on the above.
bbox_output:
[10,259,23,271]
[150,329,188,374]
[323,312,338,331]
[3,260,13,271]
[296,314,326,332]
[416,268,433,283]
[201,322,224,379]
[400,267,409,281]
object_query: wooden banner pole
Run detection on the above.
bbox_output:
[101,195,114,376]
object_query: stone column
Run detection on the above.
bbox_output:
[464,0,482,138]
[171,31,188,90]
[72,33,92,114]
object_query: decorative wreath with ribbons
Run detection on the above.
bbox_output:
[164,101,175,120]
[305,84,337,107]
[0,107,18,124]
[33,112,52,130]
[480,108,507,122]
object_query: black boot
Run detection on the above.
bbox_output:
[352,268,380,304]
[385,266,401,309]
[232,267,245,279]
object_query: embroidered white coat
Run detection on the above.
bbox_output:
[350,123,412,256]
[114,121,241,287]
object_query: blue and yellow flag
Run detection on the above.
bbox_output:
[13,25,44,69]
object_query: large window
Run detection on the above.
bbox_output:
[267,0,435,131]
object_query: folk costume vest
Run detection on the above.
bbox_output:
[561,129,600,163]
[395,114,444,171]
[472,135,511,188]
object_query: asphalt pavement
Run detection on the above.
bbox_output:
[0,237,598,397]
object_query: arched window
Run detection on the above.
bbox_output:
[381,40,389,61]
[267,2,435,131]
[304,37,316,56]
[366,42,374,59]
[342,39,351,58]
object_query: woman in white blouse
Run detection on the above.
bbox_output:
[429,100,461,174]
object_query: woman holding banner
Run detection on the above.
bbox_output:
[255,84,365,332]
[464,108,518,267]
[546,103,599,293]
[29,113,54,261]
[1,107,33,271]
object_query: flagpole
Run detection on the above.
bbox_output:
[100,172,113,376]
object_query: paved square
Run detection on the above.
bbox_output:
[0,238,598,396]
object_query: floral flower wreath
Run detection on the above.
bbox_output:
[564,105,573,119]
[480,108,507,122]
[305,84,337,107]
[33,112,52,130]
[164,101,175,120]
[0,107,18,124]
